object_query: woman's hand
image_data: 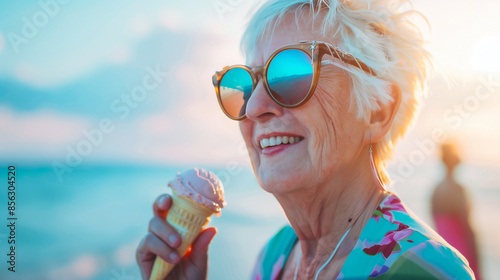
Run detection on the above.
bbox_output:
[136,194,217,280]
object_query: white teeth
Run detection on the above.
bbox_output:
[259,135,302,148]
[269,137,276,146]
[261,138,269,148]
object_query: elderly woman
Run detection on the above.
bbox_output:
[137,0,475,279]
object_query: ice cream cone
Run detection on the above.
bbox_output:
[150,190,214,280]
[149,168,225,280]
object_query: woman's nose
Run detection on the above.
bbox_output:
[245,80,284,122]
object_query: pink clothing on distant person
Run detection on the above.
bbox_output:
[434,214,480,280]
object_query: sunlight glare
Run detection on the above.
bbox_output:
[471,36,500,72]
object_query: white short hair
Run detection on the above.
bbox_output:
[241,0,432,184]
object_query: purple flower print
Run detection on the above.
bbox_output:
[372,195,405,223]
[271,255,285,280]
[369,264,390,277]
[363,222,414,259]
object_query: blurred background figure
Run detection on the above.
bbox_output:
[431,142,482,279]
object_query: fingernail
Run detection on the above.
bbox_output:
[169,234,179,246]
[159,196,166,206]
[169,252,180,263]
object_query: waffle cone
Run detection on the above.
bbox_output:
[149,190,215,280]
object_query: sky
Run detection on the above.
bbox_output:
[0,0,499,169]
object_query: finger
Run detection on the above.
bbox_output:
[136,235,155,280]
[148,216,182,249]
[136,233,181,279]
[189,227,217,268]
[153,194,172,219]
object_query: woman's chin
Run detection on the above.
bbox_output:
[257,166,307,194]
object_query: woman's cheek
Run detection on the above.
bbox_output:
[302,81,350,177]
[312,89,342,148]
[239,122,257,160]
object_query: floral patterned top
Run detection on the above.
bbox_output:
[250,193,475,279]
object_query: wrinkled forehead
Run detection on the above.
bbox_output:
[246,11,335,68]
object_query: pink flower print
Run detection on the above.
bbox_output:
[383,196,405,212]
[363,222,414,259]
[373,206,394,222]
[251,265,262,280]
[271,255,285,280]
[251,251,264,280]
[372,196,405,223]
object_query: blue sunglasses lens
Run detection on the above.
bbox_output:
[219,67,253,118]
[267,49,313,105]
[218,48,314,118]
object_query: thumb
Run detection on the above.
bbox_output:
[189,227,217,267]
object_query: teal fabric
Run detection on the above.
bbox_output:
[250,193,475,280]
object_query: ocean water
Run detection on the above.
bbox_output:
[0,162,498,280]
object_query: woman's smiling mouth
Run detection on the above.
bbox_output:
[259,136,304,149]
[256,133,305,156]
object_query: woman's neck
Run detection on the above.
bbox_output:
[274,157,386,278]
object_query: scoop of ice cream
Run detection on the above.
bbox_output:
[168,168,226,213]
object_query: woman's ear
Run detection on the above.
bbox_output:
[365,83,402,143]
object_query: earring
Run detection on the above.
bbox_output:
[370,145,386,191]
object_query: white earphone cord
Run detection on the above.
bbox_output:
[293,227,352,280]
